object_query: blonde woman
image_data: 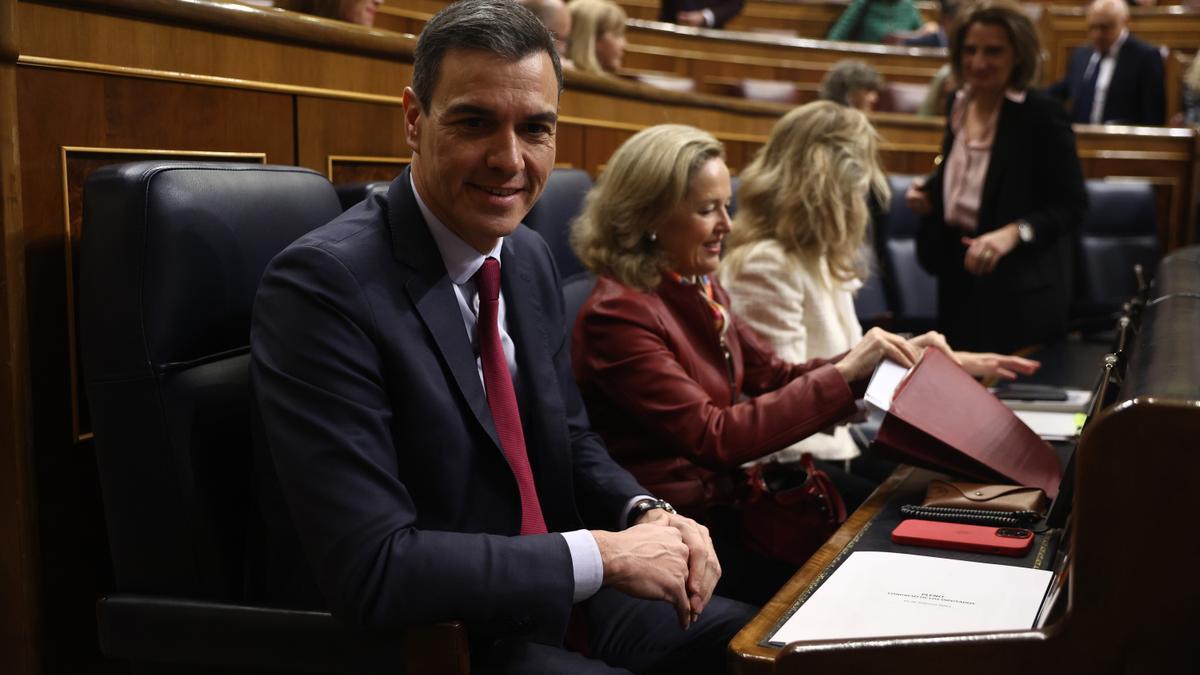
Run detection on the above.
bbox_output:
[567,0,627,74]
[721,101,1038,471]
[571,124,930,603]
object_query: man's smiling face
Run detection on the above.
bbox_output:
[404,48,559,254]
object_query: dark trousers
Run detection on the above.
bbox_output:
[472,588,756,674]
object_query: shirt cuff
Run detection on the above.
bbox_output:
[561,530,604,602]
[620,494,655,529]
[702,8,715,26]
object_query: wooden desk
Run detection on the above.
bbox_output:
[730,263,1200,673]
[730,465,916,675]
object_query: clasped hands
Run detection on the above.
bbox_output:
[592,509,719,630]
[903,177,1023,277]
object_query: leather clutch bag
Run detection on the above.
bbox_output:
[923,480,1048,515]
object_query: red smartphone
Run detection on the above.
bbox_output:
[891,519,1034,557]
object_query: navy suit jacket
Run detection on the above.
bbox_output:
[658,0,744,28]
[917,89,1088,352]
[1047,34,1165,126]
[249,169,645,645]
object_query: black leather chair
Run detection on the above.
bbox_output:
[334,180,390,211]
[80,162,466,674]
[1073,180,1160,332]
[562,271,597,335]
[884,174,937,333]
[524,168,593,278]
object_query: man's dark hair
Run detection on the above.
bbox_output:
[413,0,564,110]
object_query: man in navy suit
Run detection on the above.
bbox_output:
[1047,0,1165,125]
[250,1,753,672]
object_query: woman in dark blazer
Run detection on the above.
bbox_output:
[906,0,1087,353]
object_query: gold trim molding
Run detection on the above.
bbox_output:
[18,56,405,105]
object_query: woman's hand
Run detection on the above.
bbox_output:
[961,223,1020,276]
[907,331,958,364]
[905,177,932,216]
[834,327,921,384]
[957,352,1040,381]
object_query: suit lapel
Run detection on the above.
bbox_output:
[979,96,1020,232]
[386,168,502,451]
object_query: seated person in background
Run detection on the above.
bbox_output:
[570,123,949,604]
[888,0,960,47]
[659,0,745,29]
[819,59,883,112]
[250,2,754,672]
[918,63,958,117]
[568,0,628,75]
[276,0,383,26]
[1046,0,1165,125]
[519,0,574,68]
[827,0,932,44]
[720,101,1038,485]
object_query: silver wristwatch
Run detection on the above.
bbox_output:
[1017,220,1035,245]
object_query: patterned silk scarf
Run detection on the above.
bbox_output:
[667,271,730,339]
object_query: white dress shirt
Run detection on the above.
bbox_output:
[1085,29,1129,124]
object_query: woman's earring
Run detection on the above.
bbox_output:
[648,231,658,242]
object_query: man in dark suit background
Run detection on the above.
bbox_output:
[659,0,744,29]
[1047,0,1165,125]
[249,1,753,672]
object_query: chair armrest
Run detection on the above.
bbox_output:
[97,594,469,674]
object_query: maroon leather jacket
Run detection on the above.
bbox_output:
[571,274,858,514]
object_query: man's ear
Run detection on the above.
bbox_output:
[402,87,422,154]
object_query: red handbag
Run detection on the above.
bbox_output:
[739,453,847,567]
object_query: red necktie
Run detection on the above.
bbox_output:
[475,257,548,535]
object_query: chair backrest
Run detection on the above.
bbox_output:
[1075,180,1160,319]
[524,168,594,278]
[562,272,597,335]
[80,162,342,600]
[884,174,937,324]
[334,180,390,211]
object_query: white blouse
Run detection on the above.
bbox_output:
[720,239,863,462]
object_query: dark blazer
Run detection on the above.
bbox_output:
[572,275,856,514]
[658,0,744,28]
[1047,34,1165,126]
[250,169,645,645]
[917,89,1088,353]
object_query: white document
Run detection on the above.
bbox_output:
[863,359,910,411]
[1013,410,1085,441]
[769,551,1052,645]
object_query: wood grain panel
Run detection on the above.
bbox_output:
[0,2,38,674]
[296,96,411,175]
[15,65,292,675]
[328,156,411,185]
[18,0,411,98]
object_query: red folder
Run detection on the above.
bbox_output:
[871,348,1062,498]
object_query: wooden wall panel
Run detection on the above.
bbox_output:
[15,65,292,675]
[18,0,410,98]
[296,95,411,178]
[0,1,37,673]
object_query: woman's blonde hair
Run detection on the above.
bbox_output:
[725,101,889,284]
[567,0,626,74]
[572,125,725,291]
